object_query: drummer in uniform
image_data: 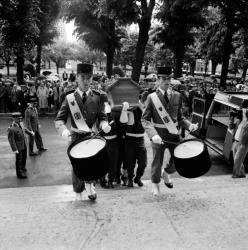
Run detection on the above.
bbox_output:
[142,66,198,196]
[55,63,111,201]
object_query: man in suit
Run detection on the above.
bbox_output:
[8,112,34,178]
[55,63,111,201]
[25,96,47,156]
[142,66,198,196]
[230,106,248,178]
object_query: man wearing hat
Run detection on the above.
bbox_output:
[7,112,34,178]
[25,96,47,156]
[142,66,198,196]
[55,63,111,201]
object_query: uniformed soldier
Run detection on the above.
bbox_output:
[142,66,198,196]
[25,96,47,156]
[7,112,34,179]
[55,63,111,201]
[120,102,147,187]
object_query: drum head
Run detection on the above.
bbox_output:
[174,140,204,159]
[70,138,106,159]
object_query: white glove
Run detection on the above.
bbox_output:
[62,129,71,139]
[38,124,41,129]
[152,134,163,144]
[104,102,111,114]
[122,102,129,111]
[102,122,111,133]
[189,123,198,132]
[13,150,19,154]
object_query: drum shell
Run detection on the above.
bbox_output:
[67,136,110,181]
[173,139,211,178]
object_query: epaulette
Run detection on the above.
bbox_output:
[92,89,100,95]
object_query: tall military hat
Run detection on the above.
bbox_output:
[157,66,172,76]
[12,112,22,118]
[77,63,93,75]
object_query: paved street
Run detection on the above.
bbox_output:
[1,116,246,250]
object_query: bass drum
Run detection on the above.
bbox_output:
[173,139,211,178]
[67,136,110,181]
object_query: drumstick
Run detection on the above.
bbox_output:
[85,120,114,144]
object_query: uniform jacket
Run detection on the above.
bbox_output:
[142,89,191,141]
[55,88,107,136]
[7,122,33,152]
[25,106,39,132]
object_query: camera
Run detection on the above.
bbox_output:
[230,110,242,120]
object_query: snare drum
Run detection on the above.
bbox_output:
[173,139,211,178]
[67,136,110,181]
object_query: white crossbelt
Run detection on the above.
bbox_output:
[153,122,178,128]
[150,92,178,135]
[126,133,144,137]
[67,92,91,133]
[104,134,117,140]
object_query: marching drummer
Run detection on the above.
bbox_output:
[142,66,198,196]
[55,63,111,201]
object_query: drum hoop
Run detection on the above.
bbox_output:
[173,138,206,157]
[67,135,106,158]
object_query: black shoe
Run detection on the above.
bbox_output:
[106,181,114,188]
[88,194,97,201]
[121,175,128,186]
[127,180,133,187]
[164,182,173,189]
[39,148,47,152]
[99,178,107,188]
[232,175,246,178]
[29,152,38,156]
[17,173,27,179]
[134,178,144,187]
[115,178,121,185]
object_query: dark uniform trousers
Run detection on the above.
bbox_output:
[16,147,27,177]
[105,138,119,181]
[125,136,147,180]
[151,138,179,183]
[28,130,44,153]
[70,132,90,193]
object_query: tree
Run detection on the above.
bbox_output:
[210,0,248,87]
[35,0,61,75]
[45,41,72,74]
[64,0,127,78]
[0,0,39,84]
[154,0,207,78]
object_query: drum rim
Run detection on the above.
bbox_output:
[173,138,206,158]
[67,135,106,158]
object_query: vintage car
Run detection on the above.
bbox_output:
[192,91,248,166]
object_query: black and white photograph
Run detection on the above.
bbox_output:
[1,0,248,249]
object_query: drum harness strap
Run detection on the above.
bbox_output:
[150,92,179,135]
[67,92,91,133]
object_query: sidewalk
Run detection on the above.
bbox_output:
[1,176,248,250]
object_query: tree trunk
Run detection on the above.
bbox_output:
[132,22,150,83]
[190,61,196,76]
[242,64,248,80]
[211,59,218,75]
[16,48,24,85]
[36,42,42,76]
[204,60,208,77]
[131,0,155,83]
[56,62,59,74]
[220,23,235,89]
[106,45,114,78]
[48,60,51,69]
[6,60,10,76]
[174,51,184,78]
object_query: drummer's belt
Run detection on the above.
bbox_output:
[126,132,144,138]
[150,93,178,135]
[67,92,91,133]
